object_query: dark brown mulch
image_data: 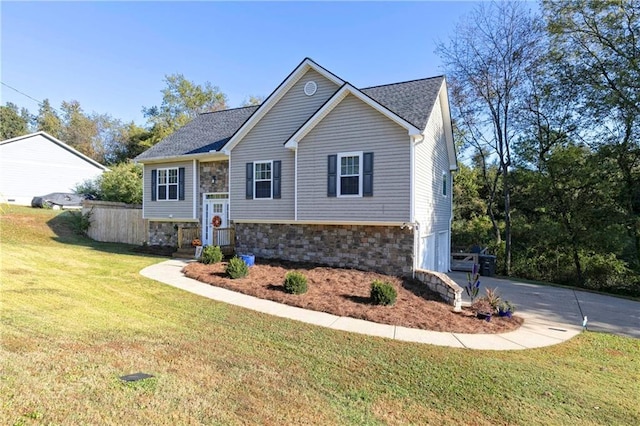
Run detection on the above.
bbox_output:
[182,258,523,334]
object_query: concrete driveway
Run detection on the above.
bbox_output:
[448,272,640,339]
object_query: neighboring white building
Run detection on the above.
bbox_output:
[0,131,108,205]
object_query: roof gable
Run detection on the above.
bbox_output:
[0,131,108,171]
[222,58,344,154]
[284,83,422,149]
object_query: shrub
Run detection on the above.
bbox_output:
[200,245,223,264]
[226,256,249,279]
[66,208,93,236]
[370,280,397,306]
[283,271,308,294]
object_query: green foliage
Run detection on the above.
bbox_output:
[143,74,228,143]
[200,245,223,265]
[0,102,29,139]
[226,256,249,279]
[75,162,142,204]
[370,280,397,306]
[65,209,93,236]
[100,162,142,204]
[283,271,308,294]
[35,99,63,139]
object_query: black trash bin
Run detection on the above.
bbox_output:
[478,254,496,276]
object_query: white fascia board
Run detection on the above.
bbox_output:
[438,78,458,171]
[284,84,422,149]
[135,151,227,165]
[224,58,345,153]
[232,219,408,227]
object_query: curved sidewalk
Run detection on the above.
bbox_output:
[141,259,584,351]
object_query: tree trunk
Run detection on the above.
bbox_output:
[502,164,512,276]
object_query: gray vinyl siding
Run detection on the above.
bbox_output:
[143,161,195,220]
[230,69,339,220]
[414,90,452,236]
[297,94,411,222]
[0,134,105,205]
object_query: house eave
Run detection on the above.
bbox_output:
[135,151,228,165]
[231,219,410,227]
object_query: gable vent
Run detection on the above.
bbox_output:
[304,81,317,96]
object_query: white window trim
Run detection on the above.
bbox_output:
[254,160,273,200]
[157,167,180,201]
[337,151,363,198]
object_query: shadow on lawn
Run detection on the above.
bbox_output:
[46,211,170,259]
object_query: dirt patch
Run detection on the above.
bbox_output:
[183,259,523,334]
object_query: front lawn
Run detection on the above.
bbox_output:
[1,205,639,425]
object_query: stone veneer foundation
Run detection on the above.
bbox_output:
[234,223,414,276]
[148,221,197,246]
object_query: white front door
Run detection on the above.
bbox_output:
[202,194,229,246]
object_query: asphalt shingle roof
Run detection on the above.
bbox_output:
[135,106,258,161]
[135,74,445,162]
[361,76,445,130]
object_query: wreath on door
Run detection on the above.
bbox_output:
[212,215,222,228]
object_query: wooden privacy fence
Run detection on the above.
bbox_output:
[83,201,147,245]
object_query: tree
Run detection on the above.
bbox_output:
[75,161,142,205]
[542,0,640,269]
[242,95,264,106]
[0,102,29,139]
[437,1,543,274]
[35,99,62,138]
[143,74,228,143]
[60,100,100,160]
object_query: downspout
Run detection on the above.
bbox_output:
[227,151,232,222]
[410,137,417,278]
[193,159,198,219]
[294,147,298,221]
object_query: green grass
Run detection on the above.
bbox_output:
[1,205,639,425]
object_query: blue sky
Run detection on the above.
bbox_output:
[1,1,484,125]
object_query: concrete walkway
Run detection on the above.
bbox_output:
[140,260,638,350]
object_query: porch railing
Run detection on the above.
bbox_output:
[212,227,236,255]
[177,225,235,255]
[177,226,201,249]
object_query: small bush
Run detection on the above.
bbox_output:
[226,256,249,279]
[66,208,93,236]
[283,271,308,294]
[200,245,223,264]
[370,280,397,306]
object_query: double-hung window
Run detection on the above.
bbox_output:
[338,152,362,196]
[246,160,281,200]
[327,152,373,198]
[157,168,179,201]
[254,161,272,199]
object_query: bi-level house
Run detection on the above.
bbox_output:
[135,58,456,276]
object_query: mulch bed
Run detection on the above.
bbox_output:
[182,258,523,334]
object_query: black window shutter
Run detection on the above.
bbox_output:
[151,169,157,201]
[273,160,281,199]
[178,167,185,200]
[246,162,253,199]
[327,155,337,197]
[363,152,373,197]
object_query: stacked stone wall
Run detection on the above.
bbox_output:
[148,221,195,246]
[414,269,463,311]
[235,223,414,276]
